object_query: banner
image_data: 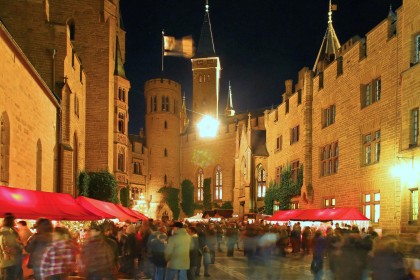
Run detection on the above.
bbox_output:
[163,35,195,58]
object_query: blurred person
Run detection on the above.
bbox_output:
[205,224,216,264]
[80,223,115,280]
[194,225,207,277]
[335,233,365,280]
[102,222,118,271]
[243,225,259,280]
[325,227,340,280]
[215,224,224,252]
[302,226,312,255]
[291,222,301,253]
[120,224,137,278]
[187,226,199,280]
[258,228,280,280]
[311,230,326,280]
[225,224,237,257]
[165,222,191,280]
[371,235,406,280]
[39,227,75,280]
[150,231,167,280]
[26,218,53,280]
[0,213,23,280]
[16,221,32,247]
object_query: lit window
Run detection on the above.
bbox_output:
[215,165,222,200]
[414,35,420,64]
[257,165,266,199]
[411,108,419,148]
[363,192,380,223]
[197,169,204,201]
[410,188,418,222]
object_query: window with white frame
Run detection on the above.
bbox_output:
[410,108,419,148]
[321,142,338,176]
[323,197,336,208]
[197,168,204,201]
[256,165,266,199]
[410,188,418,222]
[215,165,222,200]
[361,78,381,108]
[414,34,420,64]
[363,130,381,165]
[363,192,380,223]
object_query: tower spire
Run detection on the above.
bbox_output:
[195,0,216,58]
[225,81,235,117]
[313,0,341,74]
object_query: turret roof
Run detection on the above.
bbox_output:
[194,0,216,58]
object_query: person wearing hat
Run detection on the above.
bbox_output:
[164,222,191,280]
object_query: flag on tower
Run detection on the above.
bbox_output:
[331,4,337,11]
[163,35,195,58]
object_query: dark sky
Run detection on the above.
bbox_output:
[120,0,402,134]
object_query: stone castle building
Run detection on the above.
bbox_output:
[0,0,419,235]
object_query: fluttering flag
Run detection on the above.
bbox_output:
[331,4,337,11]
[163,35,195,58]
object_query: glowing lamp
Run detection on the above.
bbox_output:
[197,115,219,138]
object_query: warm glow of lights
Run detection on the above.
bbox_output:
[197,115,219,138]
[11,193,23,201]
[391,159,420,187]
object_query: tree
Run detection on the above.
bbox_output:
[120,187,130,207]
[221,201,233,209]
[159,187,180,220]
[264,181,280,215]
[77,171,90,197]
[88,170,119,203]
[203,178,212,210]
[181,179,195,217]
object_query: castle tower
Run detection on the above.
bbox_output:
[144,78,182,219]
[191,0,221,123]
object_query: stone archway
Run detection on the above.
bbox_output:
[155,202,173,221]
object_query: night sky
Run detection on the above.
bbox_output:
[120,0,402,134]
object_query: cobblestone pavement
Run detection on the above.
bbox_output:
[199,250,314,280]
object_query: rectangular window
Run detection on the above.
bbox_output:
[410,188,418,222]
[363,192,380,223]
[290,202,299,209]
[276,135,282,151]
[285,100,289,114]
[361,78,381,108]
[274,110,278,122]
[298,89,302,105]
[320,142,338,176]
[291,160,299,182]
[319,72,324,90]
[290,125,299,144]
[363,130,380,165]
[337,56,343,76]
[117,153,125,172]
[72,49,75,67]
[414,35,420,64]
[411,108,419,148]
[323,198,336,208]
[322,104,336,128]
[275,166,282,183]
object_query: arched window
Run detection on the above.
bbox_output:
[118,113,125,133]
[36,139,42,191]
[73,133,78,196]
[0,113,10,183]
[256,164,266,198]
[215,165,222,200]
[197,168,204,201]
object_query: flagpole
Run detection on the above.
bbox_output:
[161,29,164,73]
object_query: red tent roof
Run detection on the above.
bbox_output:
[266,209,305,222]
[115,205,148,221]
[0,185,100,220]
[268,208,368,222]
[76,196,138,222]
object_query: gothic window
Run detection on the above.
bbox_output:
[118,113,125,133]
[118,148,125,172]
[68,20,75,40]
[36,140,42,191]
[197,168,204,201]
[215,165,222,200]
[0,114,10,183]
[74,94,79,117]
[256,164,266,199]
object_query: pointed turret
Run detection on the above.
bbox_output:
[114,36,126,78]
[195,0,216,58]
[313,0,341,74]
[180,93,189,132]
[225,81,235,117]
[387,5,397,38]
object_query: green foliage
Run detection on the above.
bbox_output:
[264,164,304,214]
[77,171,90,197]
[180,179,195,217]
[221,201,233,209]
[159,187,180,220]
[194,203,204,210]
[120,187,130,207]
[88,170,119,203]
[203,178,212,210]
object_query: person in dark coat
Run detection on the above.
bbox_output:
[187,226,200,280]
[371,235,407,280]
[150,232,167,280]
[311,230,326,280]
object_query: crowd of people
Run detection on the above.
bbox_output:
[0,212,419,280]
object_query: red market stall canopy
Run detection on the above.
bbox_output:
[76,196,139,222]
[268,208,369,222]
[0,185,100,220]
[116,204,148,221]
